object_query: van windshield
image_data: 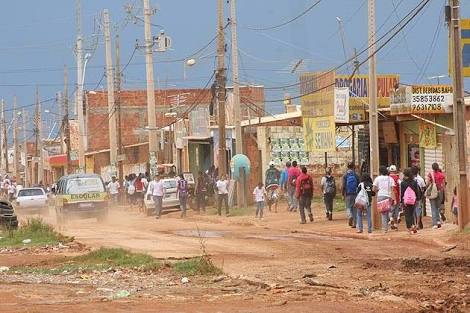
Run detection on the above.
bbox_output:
[66,177,105,194]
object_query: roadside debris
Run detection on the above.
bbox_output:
[0,266,9,272]
[22,239,32,244]
[181,277,190,284]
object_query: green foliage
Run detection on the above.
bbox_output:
[173,256,222,276]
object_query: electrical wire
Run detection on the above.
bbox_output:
[243,0,322,31]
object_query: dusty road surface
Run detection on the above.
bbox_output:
[1,203,469,313]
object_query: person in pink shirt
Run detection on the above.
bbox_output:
[287,161,302,212]
[426,163,446,228]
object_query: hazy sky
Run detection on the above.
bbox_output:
[0,0,468,129]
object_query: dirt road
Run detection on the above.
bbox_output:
[1,204,469,312]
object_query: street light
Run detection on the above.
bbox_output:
[183,58,196,80]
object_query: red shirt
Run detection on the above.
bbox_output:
[287,166,302,187]
[389,173,400,201]
[295,173,312,198]
[428,171,446,191]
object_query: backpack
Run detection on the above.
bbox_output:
[425,173,438,200]
[403,186,417,205]
[127,184,136,195]
[324,176,336,196]
[300,176,313,197]
[354,183,369,210]
[289,172,298,187]
[345,172,358,194]
[178,179,188,194]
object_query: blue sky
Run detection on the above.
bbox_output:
[0,0,468,130]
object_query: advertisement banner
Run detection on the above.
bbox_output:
[449,19,470,77]
[303,116,336,153]
[189,107,210,137]
[300,72,335,118]
[391,85,453,115]
[334,87,349,123]
[419,120,437,149]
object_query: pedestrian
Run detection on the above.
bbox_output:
[342,162,360,228]
[411,166,426,229]
[287,161,301,212]
[134,175,145,213]
[426,163,446,229]
[195,171,207,213]
[355,173,375,233]
[388,165,401,230]
[373,166,396,233]
[320,168,336,220]
[127,175,136,210]
[216,174,230,216]
[148,175,165,219]
[279,161,291,210]
[451,187,458,225]
[177,174,189,218]
[400,168,421,234]
[107,176,120,205]
[265,161,280,213]
[296,166,314,224]
[7,182,16,202]
[253,182,266,219]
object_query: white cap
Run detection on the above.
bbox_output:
[269,161,275,166]
[389,165,397,172]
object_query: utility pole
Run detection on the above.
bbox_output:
[217,0,227,177]
[115,33,124,183]
[76,0,86,172]
[35,88,44,185]
[1,99,7,174]
[103,9,118,175]
[22,109,29,186]
[368,0,380,229]
[13,96,19,181]
[63,65,71,175]
[449,0,469,230]
[143,0,158,174]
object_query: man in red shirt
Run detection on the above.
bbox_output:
[296,166,314,224]
[427,163,446,228]
[287,161,302,212]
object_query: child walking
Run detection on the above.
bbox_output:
[253,182,266,219]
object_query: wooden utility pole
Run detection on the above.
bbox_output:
[35,87,44,185]
[13,96,19,181]
[22,109,29,186]
[1,99,7,174]
[217,0,227,177]
[143,0,158,171]
[115,33,124,183]
[76,0,86,171]
[63,65,71,175]
[103,9,118,175]
[368,0,380,229]
[449,0,469,230]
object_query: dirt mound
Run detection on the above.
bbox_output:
[401,257,470,272]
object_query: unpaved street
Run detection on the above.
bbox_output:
[1,204,469,313]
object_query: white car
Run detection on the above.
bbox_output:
[144,178,180,216]
[14,187,49,215]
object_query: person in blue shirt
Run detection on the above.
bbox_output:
[279,161,291,211]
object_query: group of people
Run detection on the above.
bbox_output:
[0,175,19,201]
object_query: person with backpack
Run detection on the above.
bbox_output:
[426,163,446,229]
[279,161,291,210]
[412,166,426,229]
[177,174,189,218]
[342,162,360,228]
[287,161,302,212]
[320,168,336,220]
[296,166,314,224]
[373,166,396,233]
[400,168,421,234]
[265,161,280,213]
[355,173,375,234]
[388,165,401,230]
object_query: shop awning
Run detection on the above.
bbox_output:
[48,154,79,167]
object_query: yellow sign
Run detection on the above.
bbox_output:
[300,72,335,118]
[63,192,108,203]
[303,116,336,152]
[419,120,437,148]
[449,19,470,77]
[391,85,453,115]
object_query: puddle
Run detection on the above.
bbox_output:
[245,233,352,241]
[173,230,226,238]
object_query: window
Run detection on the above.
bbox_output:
[66,177,105,194]
[18,189,44,197]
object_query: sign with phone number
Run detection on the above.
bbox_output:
[391,85,453,115]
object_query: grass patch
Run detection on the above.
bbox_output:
[173,256,222,276]
[207,205,252,217]
[0,218,71,248]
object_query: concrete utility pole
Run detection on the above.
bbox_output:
[217,0,227,177]
[230,0,242,154]
[63,65,71,175]
[368,0,380,229]
[143,0,158,168]
[76,0,86,171]
[22,109,29,186]
[449,0,469,230]
[1,99,7,174]
[103,9,118,175]
[115,33,124,183]
[35,88,44,185]
[13,96,19,181]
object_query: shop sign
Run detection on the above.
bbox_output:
[449,19,470,77]
[391,85,453,115]
[419,120,437,149]
[189,107,210,137]
[334,87,349,123]
[300,72,335,118]
[303,116,336,153]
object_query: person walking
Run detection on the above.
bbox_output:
[279,161,291,211]
[265,161,280,213]
[412,166,426,229]
[253,182,266,219]
[148,175,165,219]
[426,163,446,229]
[356,173,375,234]
[296,166,314,224]
[216,174,230,216]
[342,162,360,228]
[373,166,396,233]
[388,165,401,230]
[320,168,336,220]
[177,174,189,218]
[134,175,145,213]
[107,176,120,205]
[287,161,301,212]
[195,171,207,213]
[400,168,421,234]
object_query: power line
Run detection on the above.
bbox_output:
[242,0,322,31]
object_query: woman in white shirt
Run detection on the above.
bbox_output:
[373,166,396,233]
[216,175,230,216]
